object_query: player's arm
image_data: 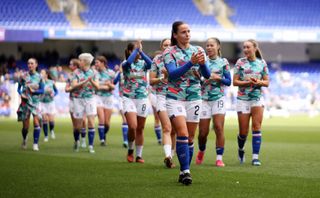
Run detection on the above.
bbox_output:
[71,77,89,90]
[53,83,58,96]
[251,75,269,87]
[122,49,139,69]
[113,71,120,85]
[65,82,72,92]
[89,76,99,90]
[32,81,45,95]
[149,71,162,85]
[233,74,252,87]
[17,83,22,95]
[220,71,231,86]
[139,51,152,69]
[165,52,200,80]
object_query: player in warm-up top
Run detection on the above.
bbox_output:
[163,21,210,185]
[113,64,129,148]
[17,58,44,151]
[71,53,99,153]
[94,56,115,146]
[149,38,176,168]
[195,37,231,167]
[65,59,87,148]
[40,69,58,142]
[233,39,269,166]
[122,40,152,163]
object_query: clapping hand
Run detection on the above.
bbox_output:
[160,69,168,83]
[210,73,221,82]
[197,52,205,65]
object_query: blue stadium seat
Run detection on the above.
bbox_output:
[0,0,69,29]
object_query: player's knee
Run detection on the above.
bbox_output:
[214,124,223,134]
[162,124,171,134]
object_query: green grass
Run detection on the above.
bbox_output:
[0,115,320,198]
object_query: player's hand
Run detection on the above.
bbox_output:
[28,86,35,93]
[138,40,143,51]
[193,70,201,80]
[21,93,28,99]
[250,77,258,84]
[160,69,168,83]
[191,53,198,65]
[210,73,221,82]
[197,52,205,65]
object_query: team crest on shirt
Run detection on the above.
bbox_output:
[177,107,183,112]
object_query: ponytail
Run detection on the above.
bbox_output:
[171,21,185,46]
[247,39,263,59]
[125,42,135,60]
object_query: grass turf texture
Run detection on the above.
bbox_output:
[0,115,319,198]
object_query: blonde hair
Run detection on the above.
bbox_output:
[78,53,94,65]
[247,39,263,59]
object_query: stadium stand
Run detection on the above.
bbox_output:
[80,0,219,28]
[1,0,319,32]
[225,0,320,29]
[0,0,69,29]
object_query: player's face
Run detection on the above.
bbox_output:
[206,39,219,57]
[69,61,77,71]
[243,41,256,59]
[95,60,103,70]
[40,70,47,79]
[161,39,171,51]
[79,58,86,69]
[135,53,141,62]
[174,24,190,46]
[27,59,37,72]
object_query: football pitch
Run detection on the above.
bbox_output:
[0,115,319,198]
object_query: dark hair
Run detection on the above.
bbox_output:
[207,37,222,57]
[125,42,135,60]
[96,56,108,66]
[70,58,80,68]
[171,21,185,46]
[247,39,263,59]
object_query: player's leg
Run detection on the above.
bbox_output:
[21,114,31,149]
[97,106,105,145]
[213,114,225,167]
[42,113,49,142]
[32,114,41,151]
[135,98,149,163]
[167,99,192,185]
[196,100,211,165]
[150,93,162,144]
[251,104,264,166]
[103,96,113,145]
[186,100,202,166]
[212,98,227,167]
[123,97,138,162]
[120,110,128,148]
[73,98,85,152]
[48,102,56,139]
[86,98,97,153]
[236,100,251,163]
[196,118,210,165]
